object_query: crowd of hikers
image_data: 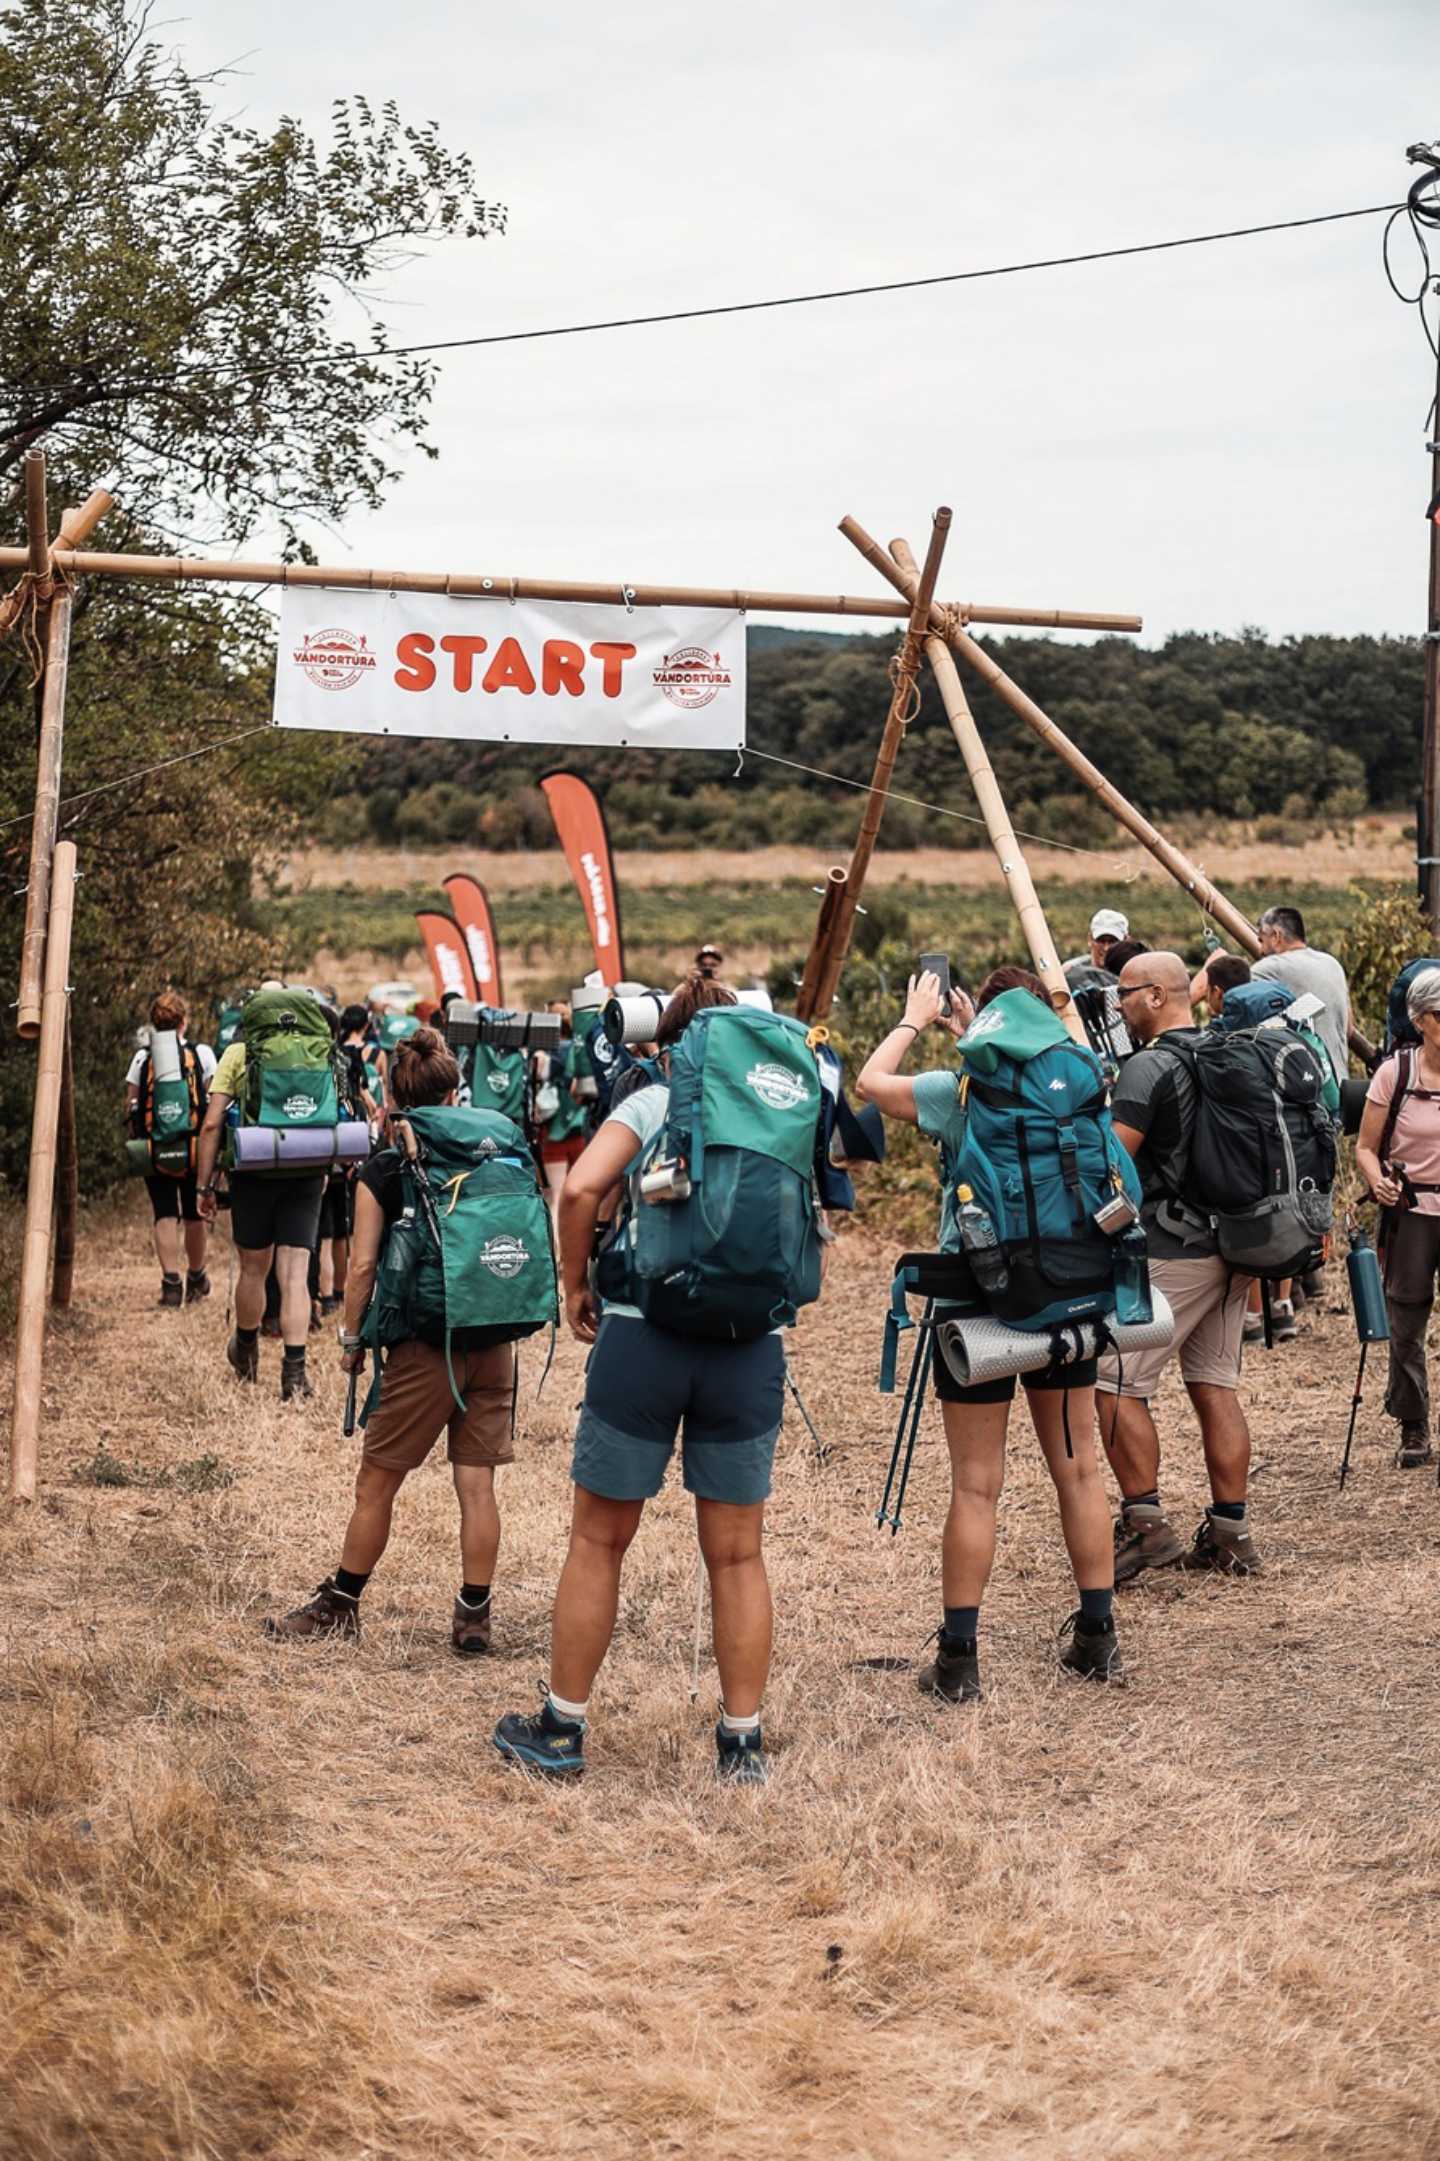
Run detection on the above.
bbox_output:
[122,904,1440,1782]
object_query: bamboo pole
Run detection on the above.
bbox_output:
[10,839,77,1502]
[0,542,1143,634]
[879,533,1085,1043]
[795,867,849,1019]
[797,508,953,1022]
[52,1011,78,1310]
[16,586,74,1038]
[0,480,116,642]
[23,448,50,583]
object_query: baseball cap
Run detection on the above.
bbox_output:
[1089,909,1129,942]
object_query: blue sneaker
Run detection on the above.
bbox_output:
[715,1722,769,1785]
[493,1700,586,1777]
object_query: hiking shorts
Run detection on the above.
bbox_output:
[1095,1255,1248,1399]
[228,1172,327,1254]
[146,1171,200,1223]
[362,1338,516,1471]
[572,1313,783,1506]
[317,1175,353,1243]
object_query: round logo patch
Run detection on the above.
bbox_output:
[745,1061,809,1111]
[486,1070,511,1096]
[283,1092,319,1119]
[291,628,378,694]
[156,1101,185,1127]
[480,1235,529,1280]
[654,645,733,711]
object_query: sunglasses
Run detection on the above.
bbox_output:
[1116,982,1163,1000]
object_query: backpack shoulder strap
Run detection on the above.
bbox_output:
[1377,1045,1415,1167]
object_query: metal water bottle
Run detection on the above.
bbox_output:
[956,1184,1009,1297]
[1346,1225,1390,1343]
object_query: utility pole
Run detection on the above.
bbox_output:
[1404,143,1440,934]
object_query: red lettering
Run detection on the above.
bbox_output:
[589,641,637,698]
[439,633,489,692]
[394,632,436,692]
[482,637,537,697]
[542,639,586,697]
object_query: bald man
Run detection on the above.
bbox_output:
[1096,951,1260,1582]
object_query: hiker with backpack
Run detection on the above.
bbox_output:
[1251,905,1352,1086]
[124,991,216,1308]
[265,1026,556,1649]
[858,965,1138,1699]
[195,982,362,1401]
[1357,964,1440,1470]
[494,975,830,1785]
[1098,951,1333,1581]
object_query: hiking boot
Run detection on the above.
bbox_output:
[493,1701,586,1777]
[1396,1426,1435,1470]
[226,1330,259,1383]
[1181,1510,1263,1576]
[263,1577,360,1643]
[280,1356,314,1403]
[1242,1311,1265,1345]
[451,1592,492,1656]
[1113,1502,1184,1585]
[185,1268,211,1303]
[319,1294,343,1317]
[716,1723,770,1785]
[158,1273,183,1308]
[260,1315,283,1340]
[917,1632,982,1703]
[1272,1298,1299,1343]
[1058,1613,1127,1684]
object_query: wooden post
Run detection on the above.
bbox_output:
[795,866,849,1018]
[23,447,50,582]
[10,839,77,1502]
[16,587,74,1038]
[874,531,1085,1042]
[0,480,115,642]
[797,508,953,1022]
[52,1011,78,1310]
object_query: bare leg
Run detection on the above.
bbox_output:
[937,1398,1009,1606]
[152,1215,182,1276]
[183,1218,208,1272]
[549,1486,645,1704]
[1189,1382,1251,1505]
[274,1242,313,1344]
[453,1462,501,1586]
[331,1236,349,1301]
[234,1244,273,1331]
[1029,1385,1112,1590]
[1097,1389,1161,1501]
[339,1460,408,1575]
[695,1498,771,1718]
[543,1158,566,1227]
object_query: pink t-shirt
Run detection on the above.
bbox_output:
[1366,1053,1440,1214]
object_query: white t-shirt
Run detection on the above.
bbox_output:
[126,1040,217,1088]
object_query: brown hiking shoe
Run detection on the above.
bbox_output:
[226,1330,259,1383]
[263,1578,360,1643]
[1113,1503,1184,1585]
[917,1632,982,1703]
[1058,1612,1128,1684]
[1181,1511,1262,1576]
[1396,1426,1435,1470]
[185,1268,211,1302]
[158,1274,184,1308]
[451,1593,493,1657]
[280,1356,314,1403]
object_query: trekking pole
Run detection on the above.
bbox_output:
[783,1356,829,1464]
[876,1300,934,1535]
[690,1550,705,1700]
[343,1354,363,1439]
[1338,1341,1367,1492]
[1339,1219,1390,1490]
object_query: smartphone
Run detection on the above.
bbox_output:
[918,952,952,1014]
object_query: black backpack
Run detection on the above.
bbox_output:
[1157,1030,1335,1279]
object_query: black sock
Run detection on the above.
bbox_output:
[161,1270,181,1283]
[1210,1499,1246,1521]
[459,1583,490,1607]
[237,1324,259,1346]
[282,1343,307,1364]
[333,1566,369,1600]
[1125,1489,1161,1512]
[942,1605,979,1647]
[1079,1587,1114,1628]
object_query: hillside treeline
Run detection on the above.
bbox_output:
[329,626,1419,854]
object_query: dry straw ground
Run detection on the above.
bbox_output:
[4,1200,1440,2160]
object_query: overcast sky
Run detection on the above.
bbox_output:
[179,0,1431,645]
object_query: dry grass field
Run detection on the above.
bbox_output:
[5,1198,1440,2160]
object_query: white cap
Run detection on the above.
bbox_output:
[1089,909,1128,942]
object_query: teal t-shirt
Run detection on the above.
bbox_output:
[912,1068,966,1253]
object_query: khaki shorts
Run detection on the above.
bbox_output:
[1096,1254,1248,1400]
[362,1338,516,1471]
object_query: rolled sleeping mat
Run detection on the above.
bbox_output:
[231,1121,372,1174]
[936,1291,1176,1391]
[125,1136,153,1177]
[148,1027,183,1083]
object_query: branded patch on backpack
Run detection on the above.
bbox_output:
[157,1100,185,1126]
[745,1061,809,1111]
[283,1091,319,1118]
[480,1234,529,1279]
[486,1070,511,1096]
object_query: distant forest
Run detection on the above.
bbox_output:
[322,627,1421,854]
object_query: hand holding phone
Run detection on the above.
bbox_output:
[917,953,952,1016]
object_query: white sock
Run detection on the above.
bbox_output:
[719,1706,761,1737]
[547,1690,588,1726]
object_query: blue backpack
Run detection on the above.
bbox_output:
[1386,959,1440,1052]
[941,991,1143,1332]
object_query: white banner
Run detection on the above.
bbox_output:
[272,589,745,751]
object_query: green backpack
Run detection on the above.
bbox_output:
[600,1007,825,1341]
[360,1104,558,1407]
[467,1040,529,1123]
[231,985,340,1141]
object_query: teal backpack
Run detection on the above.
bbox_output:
[467,1040,529,1123]
[940,989,1144,1331]
[361,1104,558,1407]
[599,1006,825,1341]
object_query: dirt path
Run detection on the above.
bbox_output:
[5,1204,1440,2159]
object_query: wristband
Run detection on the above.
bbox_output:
[339,1329,363,1351]
[895,1021,921,1037]
[198,1182,217,1197]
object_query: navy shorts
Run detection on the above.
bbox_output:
[572,1314,783,1506]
